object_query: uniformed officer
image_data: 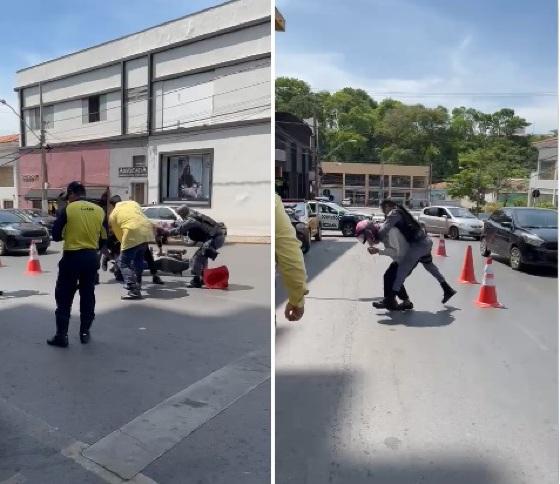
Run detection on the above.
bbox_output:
[48,181,107,347]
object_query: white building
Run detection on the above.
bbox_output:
[14,0,271,238]
[0,135,18,208]
[528,138,557,207]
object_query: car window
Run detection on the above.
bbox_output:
[0,211,26,223]
[159,208,177,220]
[425,207,438,216]
[308,202,317,214]
[143,207,159,219]
[447,207,476,218]
[514,209,557,228]
[437,208,448,217]
[490,210,504,222]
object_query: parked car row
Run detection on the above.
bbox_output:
[0,210,51,256]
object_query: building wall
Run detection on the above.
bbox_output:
[18,147,110,208]
[147,122,270,237]
[108,140,149,203]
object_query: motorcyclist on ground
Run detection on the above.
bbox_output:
[370,199,456,310]
[166,205,227,288]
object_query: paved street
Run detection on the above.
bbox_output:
[0,242,270,484]
[276,234,558,484]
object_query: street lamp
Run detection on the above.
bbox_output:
[316,139,357,197]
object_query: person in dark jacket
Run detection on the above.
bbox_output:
[373,199,456,310]
[167,205,226,288]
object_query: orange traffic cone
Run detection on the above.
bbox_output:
[203,266,229,289]
[435,233,447,257]
[475,258,504,308]
[458,245,478,284]
[26,241,42,275]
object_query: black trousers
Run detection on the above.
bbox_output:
[55,249,98,336]
[384,261,410,301]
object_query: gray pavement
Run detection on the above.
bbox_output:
[276,235,558,484]
[0,241,270,484]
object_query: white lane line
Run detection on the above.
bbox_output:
[510,319,551,352]
[62,442,158,484]
[83,349,270,480]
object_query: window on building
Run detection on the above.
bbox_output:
[31,200,42,209]
[413,176,426,188]
[369,175,380,187]
[160,151,213,207]
[26,108,40,131]
[345,174,365,187]
[2,200,13,209]
[322,173,343,185]
[133,155,146,167]
[43,105,54,129]
[82,94,106,124]
[391,175,411,188]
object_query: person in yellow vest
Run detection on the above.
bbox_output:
[108,195,155,300]
[48,181,107,347]
[275,194,308,321]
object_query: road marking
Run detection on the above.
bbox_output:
[62,442,158,484]
[83,349,270,480]
[510,320,550,352]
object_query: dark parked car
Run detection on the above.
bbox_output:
[480,207,557,271]
[0,210,51,255]
[8,209,56,235]
[308,200,371,237]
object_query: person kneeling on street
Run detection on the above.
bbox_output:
[108,195,157,299]
[167,205,227,288]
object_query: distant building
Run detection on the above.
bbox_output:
[0,134,18,208]
[320,161,430,207]
[528,138,557,206]
[275,112,313,199]
[14,0,271,238]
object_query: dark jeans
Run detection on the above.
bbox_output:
[191,233,226,277]
[55,249,98,336]
[119,243,148,291]
[384,261,410,301]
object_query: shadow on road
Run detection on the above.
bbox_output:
[376,307,460,327]
[276,370,507,484]
[144,281,189,300]
[0,290,50,299]
[306,296,377,303]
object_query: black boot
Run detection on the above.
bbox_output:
[80,321,92,344]
[441,281,457,304]
[47,334,68,348]
[373,294,399,310]
[152,275,164,285]
[188,276,203,288]
[397,299,414,310]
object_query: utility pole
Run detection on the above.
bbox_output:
[313,116,320,197]
[39,84,48,214]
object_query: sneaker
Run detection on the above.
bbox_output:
[121,290,143,300]
[152,275,164,285]
[372,297,399,310]
[188,276,203,289]
[101,257,108,272]
[80,332,90,344]
[441,283,457,304]
[397,300,414,311]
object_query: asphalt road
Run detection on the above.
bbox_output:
[0,241,270,484]
[276,234,558,484]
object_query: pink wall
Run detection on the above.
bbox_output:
[18,145,110,208]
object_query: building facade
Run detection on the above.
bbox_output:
[14,0,271,237]
[275,112,313,200]
[528,138,557,206]
[321,161,430,207]
[0,134,19,208]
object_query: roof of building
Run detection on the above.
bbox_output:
[0,134,19,144]
[532,137,557,148]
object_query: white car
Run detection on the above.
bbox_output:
[141,205,195,245]
[418,206,484,240]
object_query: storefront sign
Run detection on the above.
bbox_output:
[22,175,39,182]
[119,167,147,177]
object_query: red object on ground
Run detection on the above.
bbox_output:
[26,241,42,275]
[458,245,478,284]
[203,266,229,289]
[435,233,447,257]
[475,258,504,308]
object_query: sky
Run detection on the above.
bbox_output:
[276,0,558,134]
[0,0,226,135]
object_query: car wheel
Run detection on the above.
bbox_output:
[0,239,6,256]
[314,225,322,241]
[510,246,523,271]
[480,237,491,257]
[341,222,355,237]
[448,226,459,240]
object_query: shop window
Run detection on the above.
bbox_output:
[133,155,146,167]
[160,151,212,207]
[345,174,365,187]
[392,175,411,188]
[413,176,426,188]
[82,94,106,124]
[369,175,380,187]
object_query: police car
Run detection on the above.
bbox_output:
[308,200,372,237]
